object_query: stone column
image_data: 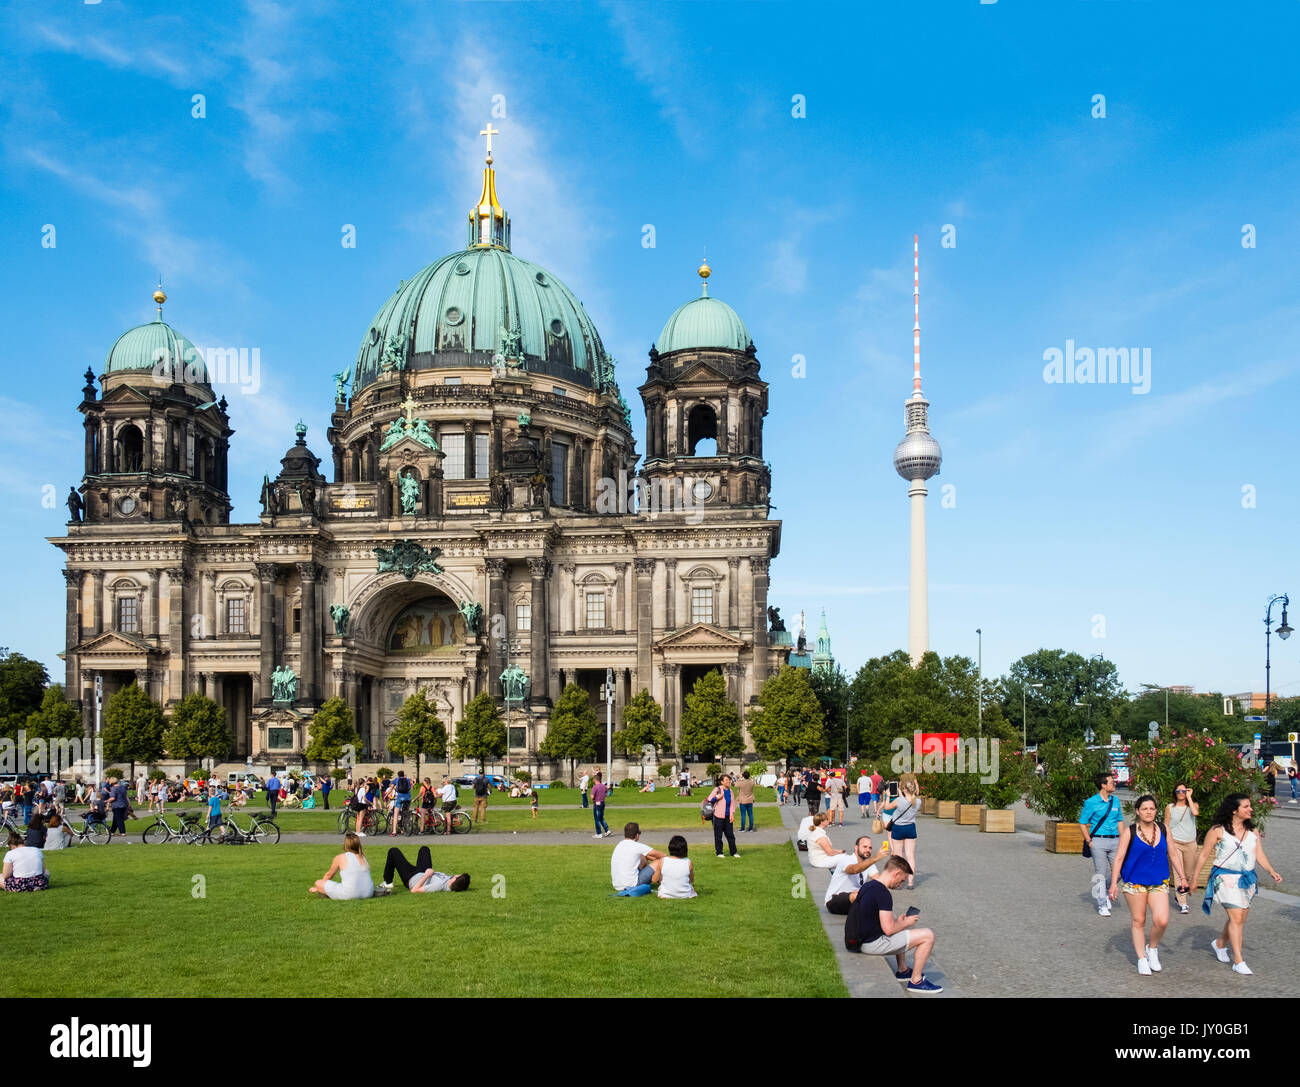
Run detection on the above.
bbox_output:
[486,558,507,699]
[255,563,277,702]
[613,563,628,633]
[201,571,217,639]
[550,669,562,702]
[249,669,262,706]
[212,674,225,719]
[726,557,740,629]
[63,570,82,691]
[343,670,360,731]
[527,557,550,706]
[463,420,475,480]
[369,680,383,760]
[615,667,628,723]
[561,563,577,634]
[724,662,745,706]
[101,418,113,473]
[750,557,769,690]
[664,559,677,630]
[88,571,104,638]
[297,562,319,703]
[135,667,151,703]
[662,662,681,752]
[635,558,654,692]
[148,569,162,637]
[166,568,187,704]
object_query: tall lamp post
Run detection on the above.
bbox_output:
[1022,682,1044,748]
[1140,683,1170,735]
[1265,593,1292,745]
[976,628,983,735]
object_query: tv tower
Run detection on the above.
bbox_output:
[892,235,943,666]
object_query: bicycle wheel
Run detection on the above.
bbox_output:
[87,821,110,845]
[338,810,352,835]
[449,810,473,834]
[252,819,280,844]
[142,822,169,845]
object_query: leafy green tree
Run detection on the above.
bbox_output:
[614,688,671,781]
[163,693,230,765]
[452,692,507,771]
[25,684,82,742]
[680,670,743,761]
[1001,650,1125,745]
[1118,690,1252,745]
[304,696,362,768]
[539,683,600,784]
[101,682,165,776]
[748,665,826,767]
[387,689,447,782]
[0,649,49,741]
[809,666,848,758]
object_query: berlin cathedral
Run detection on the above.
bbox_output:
[50,133,789,768]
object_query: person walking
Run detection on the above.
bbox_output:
[265,771,282,818]
[580,769,591,809]
[804,771,821,817]
[1164,784,1199,915]
[856,772,871,821]
[776,773,786,806]
[869,769,883,818]
[1109,795,1172,975]
[735,769,756,832]
[1288,764,1298,804]
[591,772,611,838]
[882,775,920,889]
[1078,771,1122,917]
[707,774,739,858]
[826,772,846,827]
[472,771,490,825]
[1193,793,1283,975]
[792,770,806,806]
[107,776,132,840]
[321,774,332,810]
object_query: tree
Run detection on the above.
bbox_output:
[808,666,848,759]
[613,689,671,782]
[101,683,165,777]
[539,683,600,784]
[0,648,49,742]
[25,684,82,742]
[452,692,507,771]
[680,670,743,762]
[304,697,363,768]
[1001,650,1125,745]
[163,693,230,766]
[748,666,826,767]
[387,689,447,783]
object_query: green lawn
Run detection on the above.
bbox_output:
[7,843,846,998]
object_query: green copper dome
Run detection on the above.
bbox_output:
[353,247,610,391]
[655,295,753,355]
[105,319,209,382]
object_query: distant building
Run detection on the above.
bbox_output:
[786,608,834,676]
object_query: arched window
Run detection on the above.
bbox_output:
[687,403,718,456]
[117,424,144,472]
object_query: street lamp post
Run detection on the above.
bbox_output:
[976,628,983,736]
[1022,682,1044,748]
[1265,593,1291,744]
[1140,683,1170,735]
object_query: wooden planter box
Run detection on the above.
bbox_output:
[981,808,1015,833]
[1044,819,1085,854]
[936,800,958,819]
[954,803,985,826]
[921,797,938,815]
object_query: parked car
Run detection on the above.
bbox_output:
[453,773,509,790]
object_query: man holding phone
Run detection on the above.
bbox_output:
[844,855,942,993]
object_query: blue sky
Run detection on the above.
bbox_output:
[1,1,1297,702]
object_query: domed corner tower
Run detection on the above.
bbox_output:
[639,260,771,516]
[76,286,233,528]
[323,131,637,523]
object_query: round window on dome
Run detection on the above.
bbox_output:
[535,271,549,286]
[549,318,566,337]
[445,307,464,325]
[454,260,471,275]
[370,327,380,345]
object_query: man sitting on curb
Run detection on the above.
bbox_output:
[824,835,888,915]
[845,855,943,994]
[610,822,666,896]
[378,845,470,894]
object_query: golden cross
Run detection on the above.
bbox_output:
[400,394,417,429]
[480,123,499,157]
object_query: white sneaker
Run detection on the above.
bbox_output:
[1179,904,1189,915]
[379,881,393,891]
[731,852,741,858]
[1098,904,1111,917]
[716,853,724,858]
[1145,946,1161,972]
[1232,962,1252,975]
[1137,958,1152,976]
[1211,940,1230,963]
[593,834,603,839]
[357,831,366,838]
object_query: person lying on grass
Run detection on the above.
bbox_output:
[378,845,470,894]
[310,832,375,900]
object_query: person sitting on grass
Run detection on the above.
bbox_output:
[43,813,72,851]
[639,779,656,793]
[657,835,697,899]
[3,829,48,892]
[844,855,942,994]
[611,822,666,894]
[378,845,470,894]
[310,832,375,900]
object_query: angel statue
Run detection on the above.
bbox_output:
[332,365,351,403]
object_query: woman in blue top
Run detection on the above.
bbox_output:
[1108,795,1170,976]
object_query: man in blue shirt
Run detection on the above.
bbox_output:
[1078,772,1121,917]
[265,772,281,817]
[108,776,131,839]
[207,787,225,840]
[321,775,333,810]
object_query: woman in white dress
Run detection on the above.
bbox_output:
[657,835,697,899]
[310,832,375,900]
[806,812,844,869]
[1192,794,1282,975]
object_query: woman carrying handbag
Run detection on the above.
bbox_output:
[706,774,740,858]
[882,775,920,889]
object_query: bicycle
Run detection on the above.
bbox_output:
[64,814,111,846]
[226,811,280,844]
[338,807,386,837]
[141,811,205,844]
[426,806,474,835]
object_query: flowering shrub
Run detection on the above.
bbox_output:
[1128,730,1274,840]
[1024,740,1110,822]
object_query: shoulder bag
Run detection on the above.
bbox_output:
[1081,797,1114,859]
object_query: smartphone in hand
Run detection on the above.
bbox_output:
[905,905,920,917]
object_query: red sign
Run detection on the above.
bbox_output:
[917,732,961,757]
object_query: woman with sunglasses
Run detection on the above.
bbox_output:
[1163,784,1199,915]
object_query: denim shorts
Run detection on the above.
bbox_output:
[890,822,917,841]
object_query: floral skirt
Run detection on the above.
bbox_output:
[5,873,49,892]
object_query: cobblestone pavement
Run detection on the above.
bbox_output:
[803,804,1299,998]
